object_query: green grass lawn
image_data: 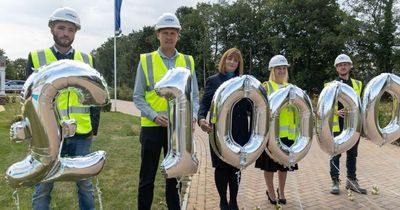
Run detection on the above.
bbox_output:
[0,103,168,210]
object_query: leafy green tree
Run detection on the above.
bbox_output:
[11,58,27,80]
[262,0,351,92]
[93,26,158,97]
[344,0,399,78]
[123,26,158,88]
[90,0,396,95]
[221,0,265,77]
[1,48,27,80]
[177,5,215,88]
[93,38,114,85]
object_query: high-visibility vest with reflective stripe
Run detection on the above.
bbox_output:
[325,79,362,132]
[264,80,297,140]
[57,88,92,134]
[140,51,195,127]
[30,48,94,134]
[30,48,93,71]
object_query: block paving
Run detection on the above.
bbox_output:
[114,100,400,210]
[187,130,400,210]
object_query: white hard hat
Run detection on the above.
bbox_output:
[155,13,181,31]
[49,7,81,30]
[268,55,290,69]
[334,54,352,67]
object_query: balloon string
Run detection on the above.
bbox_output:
[235,170,241,187]
[176,178,182,204]
[330,158,382,209]
[292,172,304,210]
[95,177,104,210]
[12,189,20,210]
[239,151,246,171]
[237,150,247,186]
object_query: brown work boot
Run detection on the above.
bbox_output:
[346,178,367,194]
[330,177,340,195]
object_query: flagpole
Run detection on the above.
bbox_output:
[113,1,117,112]
[113,36,117,111]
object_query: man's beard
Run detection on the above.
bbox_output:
[53,35,74,48]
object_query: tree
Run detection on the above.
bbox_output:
[93,26,158,97]
[90,0,386,94]
[345,0,399,77]
[4,58,27,80]
[12,58,27,80]
[264,0,351,92]
[0,48,5,57]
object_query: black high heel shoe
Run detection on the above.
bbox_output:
[228,200,239,210]
[266,190,277,205]
[219,200,229,210]
[277,188,287,204]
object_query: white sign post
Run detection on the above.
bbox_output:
[0,56,6,96]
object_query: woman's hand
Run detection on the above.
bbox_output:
[199,119,213,133]
[335,108,347,118]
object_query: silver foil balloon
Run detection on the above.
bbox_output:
[316,81,361,156]
[155,67,199,179]
[362,73,400,146]
[6,60,109,188]
[210,75,269,169]
[267,84,313,167]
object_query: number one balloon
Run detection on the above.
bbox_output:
[155,67,199,179]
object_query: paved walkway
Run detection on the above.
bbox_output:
[113,100,400,210]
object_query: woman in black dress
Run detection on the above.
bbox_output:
[198,48,251,210]
[255,55,298,205]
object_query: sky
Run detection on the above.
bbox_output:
[0,0,218,60]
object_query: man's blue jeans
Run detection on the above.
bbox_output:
[330,134,360,180]
[32,135,96,210]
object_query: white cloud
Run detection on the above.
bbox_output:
[0,0,217,60]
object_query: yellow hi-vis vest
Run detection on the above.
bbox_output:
[140,51,195,127]
[264,80,297,140]
[30,48,94,134]
[325,79,362,132]
[31,48,93,71]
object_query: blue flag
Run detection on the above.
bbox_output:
[115,0,122,36]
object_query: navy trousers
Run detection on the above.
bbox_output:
[138,127,180,210]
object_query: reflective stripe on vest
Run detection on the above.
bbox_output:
[31,48,94,134]
[31,48,93,70]
[264,81,297,140]
[57,89,92,134]
[140,51,194,127]
[326,79,362,132]
[59,106,91,117]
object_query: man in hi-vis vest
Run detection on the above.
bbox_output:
[133,13,199,210]
[25,7,100,210]
[328,54,367,195]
